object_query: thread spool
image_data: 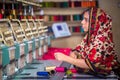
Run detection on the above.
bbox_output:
[45,66,56,72]
[0,14,2,19]
[45,66,56,75]
[37,71,49,76]
[55,67,67,72]
[66,70,73,77]
[69,68,77,73]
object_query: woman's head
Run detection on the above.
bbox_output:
[81,7,113,44]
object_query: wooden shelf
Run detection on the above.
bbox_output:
[71,32,85,36]
[35,7,86,15]
[44,21,82,27]
[33,0,96,2]
[34,0,98,35]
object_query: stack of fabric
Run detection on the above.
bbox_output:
[38,47,71,60]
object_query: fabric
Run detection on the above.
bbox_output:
[73,7,118,75]
[39,47,71,60]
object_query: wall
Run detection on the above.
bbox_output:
[51,34,84,48]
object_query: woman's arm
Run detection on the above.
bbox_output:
[54,52,89,69]
[69,51,77,58]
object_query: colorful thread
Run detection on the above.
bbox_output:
[55,67,67,72]
[37,71,49,76]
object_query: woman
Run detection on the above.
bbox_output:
[54,7,119,76]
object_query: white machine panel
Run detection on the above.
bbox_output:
[52,22,71,38]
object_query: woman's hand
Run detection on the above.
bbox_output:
[54,52,67,61]
[54,52,89,69]
[69,52,77,58]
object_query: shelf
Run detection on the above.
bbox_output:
[71,32,85,36]
[35,0,98,35]
[44,21,82,27]
[35,7,86,15]
[33,0,97,2]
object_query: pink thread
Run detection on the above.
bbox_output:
[55,67,66,72]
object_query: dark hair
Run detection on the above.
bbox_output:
[82,8,91,15]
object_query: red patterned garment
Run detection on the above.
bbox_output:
[73,7,118,75]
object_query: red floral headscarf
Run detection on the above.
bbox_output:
[74,7,117,75]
